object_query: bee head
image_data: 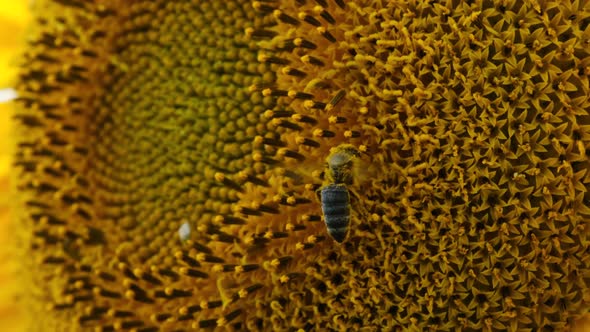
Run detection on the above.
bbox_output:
[325,144,361,184]
[326,144,360,168]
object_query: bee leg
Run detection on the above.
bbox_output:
[348,187,371,217]
[315,186,323,202]
[348,187,361,203]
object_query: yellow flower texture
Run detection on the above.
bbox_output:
[10,0,590,330]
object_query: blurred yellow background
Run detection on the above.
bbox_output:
[0,2,29,331]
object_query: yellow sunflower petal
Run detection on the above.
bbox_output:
[0,2,30,331]
[0,3,30,87]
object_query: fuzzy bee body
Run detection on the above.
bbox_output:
[326,145,360,185]
[317,144,360,243]
[320,183,350,243]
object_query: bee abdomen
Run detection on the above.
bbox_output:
[320,184,350,243]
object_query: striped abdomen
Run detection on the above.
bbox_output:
[320,183,350,243]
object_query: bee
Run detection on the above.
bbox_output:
[318,144,360,243]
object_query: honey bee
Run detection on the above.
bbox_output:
[318,144,360,243]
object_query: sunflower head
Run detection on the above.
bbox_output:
[11,0,590,330]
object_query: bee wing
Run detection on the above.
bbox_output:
[354,154,381,187]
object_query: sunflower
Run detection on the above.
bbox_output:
[10,0,590,331]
